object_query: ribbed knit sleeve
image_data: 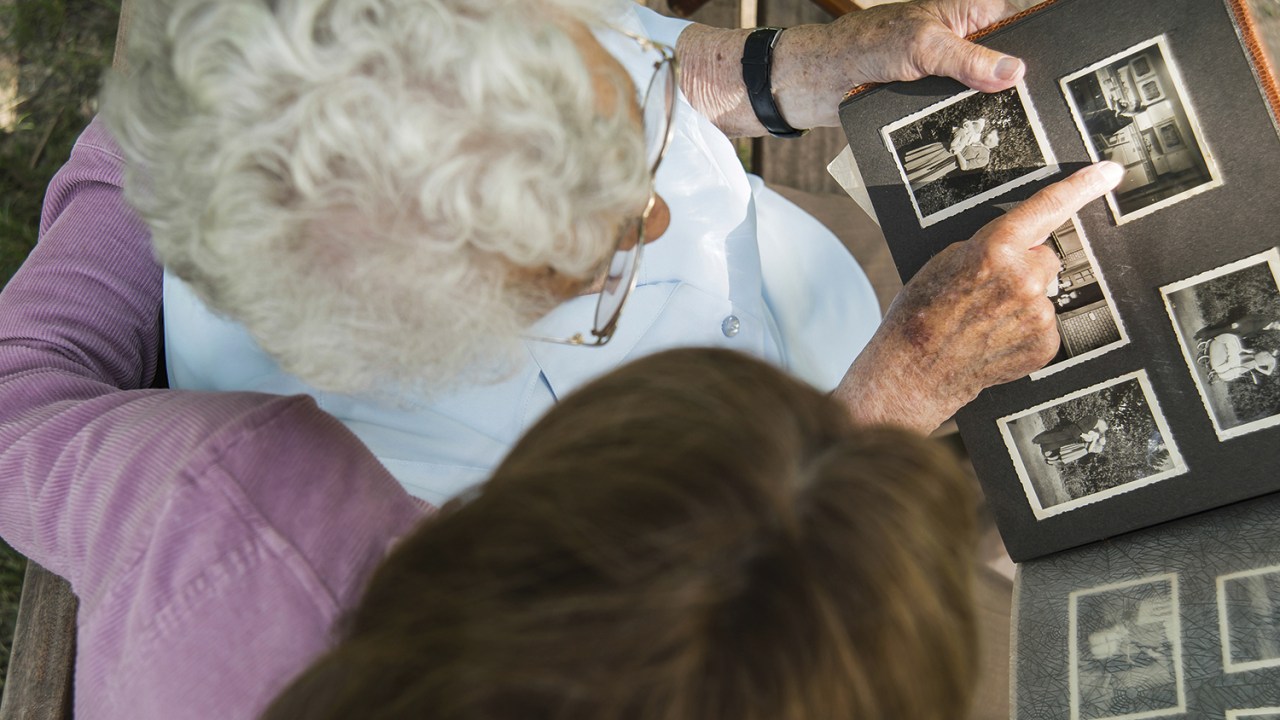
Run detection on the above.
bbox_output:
[30,116,163,389]
[0,118,432,718]
[0,118,428,607]
[0,117,172,586]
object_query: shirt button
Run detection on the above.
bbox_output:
[721,315,740,338]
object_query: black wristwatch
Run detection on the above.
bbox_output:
[741,27,807,139]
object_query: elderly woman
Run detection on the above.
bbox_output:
[2,126,982,716]
[104,0,1117,504]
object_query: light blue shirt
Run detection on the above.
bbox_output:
[163,3,881,505]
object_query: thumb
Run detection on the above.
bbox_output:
[918,31,1024,93]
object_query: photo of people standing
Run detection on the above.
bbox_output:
[1000,372,1185,519]
[1033,415,1109,467]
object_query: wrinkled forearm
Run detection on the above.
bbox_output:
[675,24,760,137]
[676,22,846,137]
[830,330,970,435]
[674,1,1026,138]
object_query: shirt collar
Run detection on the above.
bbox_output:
[522,283,678,401]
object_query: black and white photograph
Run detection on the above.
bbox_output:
[1032,215,1127,379]
[1227,710,1280,720]
[882,81,1057,227]
[1061,35,1221,224]
[1069,574,1185,720]
[1161,248,1280,440]
[1217,564,1280,673]
[998,371,1186,520]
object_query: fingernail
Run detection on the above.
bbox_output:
[994,56,1023,81]
[1096,161,1124,187]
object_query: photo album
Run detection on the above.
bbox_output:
[837,0,1280,562]
[838,1,1280,717]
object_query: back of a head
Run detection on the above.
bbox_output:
[263,348,981,720]
[102,0,650,396]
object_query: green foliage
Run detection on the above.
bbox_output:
[0,0,119,284]
[1191,261,1280,323]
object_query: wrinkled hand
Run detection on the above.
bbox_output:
[833,0,1023,90]
[772,0,1025,128]
[834,162,1124,433]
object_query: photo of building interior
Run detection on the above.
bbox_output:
[1065,40,1217,219]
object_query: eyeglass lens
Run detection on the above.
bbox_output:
[641,57,676,174]
[592,47,675,340]
[594,216,645,332]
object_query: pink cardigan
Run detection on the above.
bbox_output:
[0,117,430,719]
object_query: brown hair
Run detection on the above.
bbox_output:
[263,348,979,720]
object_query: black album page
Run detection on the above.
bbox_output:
[837,0,1280,561]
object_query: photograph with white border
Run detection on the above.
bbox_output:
[1161,248,1280,441]
[882,81,1057,228]
[1217,563,1280,673]
[1069,574,1185,720]
[1032,215,1128,379]
[998,371,1186,520]
[1226,709,1280,720]
[1060,35,1221,224]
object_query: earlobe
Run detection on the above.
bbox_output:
[643,194,671,244]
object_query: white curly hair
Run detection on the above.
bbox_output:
[102,0,651,395]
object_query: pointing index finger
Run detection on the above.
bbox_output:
[994,162,1124,250]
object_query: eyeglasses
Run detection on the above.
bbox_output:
[528,28,678,347]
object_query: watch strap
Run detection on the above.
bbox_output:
[741,27,807,139]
